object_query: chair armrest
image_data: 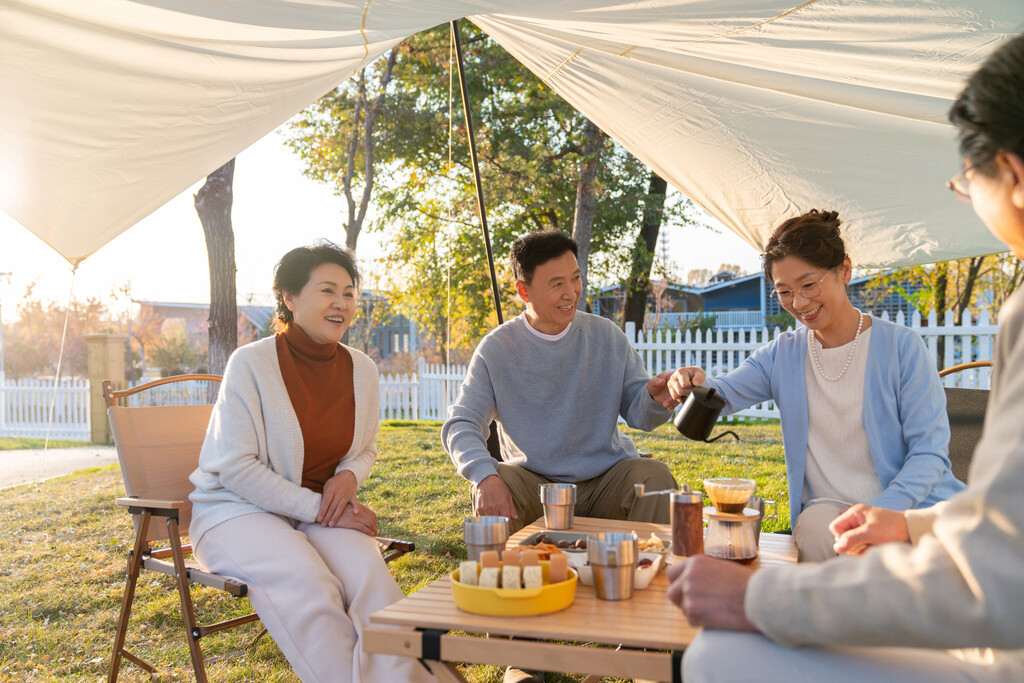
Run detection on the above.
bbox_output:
[116,496,184,517]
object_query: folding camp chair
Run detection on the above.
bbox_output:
[938,361,993,484]
[104,374,415,683]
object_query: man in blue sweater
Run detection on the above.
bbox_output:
[442,230,679,533]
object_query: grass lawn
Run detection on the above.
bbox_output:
[0,437,87,451]
[0,421,788,682]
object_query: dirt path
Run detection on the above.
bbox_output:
[0,446,118,490]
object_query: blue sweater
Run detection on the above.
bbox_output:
[442,312,674,485]
[707,316,965,528]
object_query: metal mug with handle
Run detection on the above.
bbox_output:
[747,496,777,546]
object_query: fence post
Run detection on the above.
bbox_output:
[84,333,127,443]
[417,356,427,420]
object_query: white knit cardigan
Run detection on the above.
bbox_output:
[189,336,380,547]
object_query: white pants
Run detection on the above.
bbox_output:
[684,631,1021,683]
[194,512,434,683]
[793,500,849,562]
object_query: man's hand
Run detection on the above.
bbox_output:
[647,370,680,409]
[318,470,358,527]
[334,501,379,537]
[666,556,758,631]
[474,475,518,521]
[830,504,910,556]
[666,367,707,403]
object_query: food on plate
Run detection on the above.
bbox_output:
[479,567,500,588]
[502,565,522,589]
[459,560,479,586]
[517,543,563,560]
[637,557,654,568]
[520,549,540,566]
[503,547,521,566]
[636,532,667,552]
[479,550,500,568]
[549,553,568,583]
[523,565,543,589]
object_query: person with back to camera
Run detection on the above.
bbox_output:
[188,242,434,683]
[666,209,964,561]
[665,32,1024,682]
[442,229,680,534]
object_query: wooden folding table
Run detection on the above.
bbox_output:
[365,517,797,682]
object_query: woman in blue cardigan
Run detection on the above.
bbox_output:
[668,210,964,560]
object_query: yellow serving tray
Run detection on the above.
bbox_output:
[451,560,578,616]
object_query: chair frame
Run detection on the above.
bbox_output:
[104,374,415,682]
[937,361,993,484]
[938,360,993,378]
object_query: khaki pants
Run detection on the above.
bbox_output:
[481,458,678,533]
[793,500,850,562]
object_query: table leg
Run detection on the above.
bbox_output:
[430,661,469,683]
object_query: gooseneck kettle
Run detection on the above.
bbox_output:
[673,385,740,443]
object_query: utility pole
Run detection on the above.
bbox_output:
[0,271,10,383]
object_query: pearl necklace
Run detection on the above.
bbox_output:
[809,310,865,382]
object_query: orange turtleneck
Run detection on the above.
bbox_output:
[275,323,355,493]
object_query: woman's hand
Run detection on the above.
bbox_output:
[335,501,379,537]
[830,504,910,556]
[318,470,359,527]
[666,367,707,403]
[666,556,757,631]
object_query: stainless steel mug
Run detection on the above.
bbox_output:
[747,496,777,546]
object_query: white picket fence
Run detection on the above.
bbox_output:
[0,377,91,441]
[378,309,999,422]
[0,309,1001,439]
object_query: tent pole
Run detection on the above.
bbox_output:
[451,20,503,325]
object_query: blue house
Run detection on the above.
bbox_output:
[595,269,926,330]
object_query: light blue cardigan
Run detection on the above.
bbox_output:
[707,316,965,528]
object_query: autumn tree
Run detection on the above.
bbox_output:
[3,287,113,378]
[286,50,399,252]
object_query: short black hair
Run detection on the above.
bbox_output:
[271,240,360,333]
[949,34,1024,172]
[509,230,578,284]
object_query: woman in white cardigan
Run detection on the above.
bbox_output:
[189,242,433,683]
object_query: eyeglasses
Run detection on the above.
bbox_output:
[946,163,977,203]
[770,273,828,305]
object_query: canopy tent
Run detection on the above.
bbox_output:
[1,1,1021,269]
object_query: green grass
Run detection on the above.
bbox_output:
[0,421,787,682]
[0,437,88,451]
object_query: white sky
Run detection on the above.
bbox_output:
[0,126,763,323]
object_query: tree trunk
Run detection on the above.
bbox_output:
[342,50,398,253]
[571,118,605,309]
[953,256,984,326]
[194,158,237,378]
[935,262,948,370]
[621,172,669,332]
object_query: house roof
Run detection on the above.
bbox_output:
[135,300,274,331]
[697,272,764,294]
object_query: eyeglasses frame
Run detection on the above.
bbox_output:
[770,272,831,306]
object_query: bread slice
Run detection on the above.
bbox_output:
[458,560,479,586]
[501,564,522,589]
[479,567,500,588]
[523,565,543,589]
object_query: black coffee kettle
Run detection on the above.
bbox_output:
[673,386,740,443]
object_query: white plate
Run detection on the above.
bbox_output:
[567,551,663,589]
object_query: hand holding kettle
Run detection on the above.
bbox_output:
[666,366,707,404]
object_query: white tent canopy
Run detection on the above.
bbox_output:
[1,1,1021,267]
